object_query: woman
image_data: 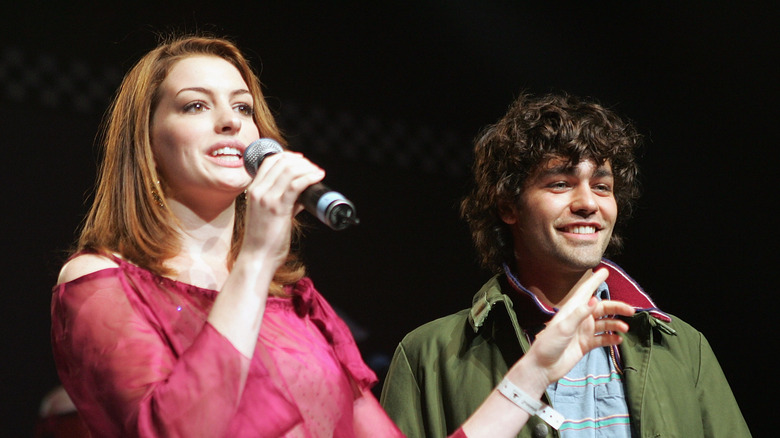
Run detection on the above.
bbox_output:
[51,35,634,437]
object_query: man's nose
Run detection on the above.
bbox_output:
[570,184,598,216]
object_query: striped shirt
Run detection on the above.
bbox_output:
[545,283,631,437]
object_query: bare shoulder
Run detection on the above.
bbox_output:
[57,253,120,285]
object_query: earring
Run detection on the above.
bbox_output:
[152,180,164,207]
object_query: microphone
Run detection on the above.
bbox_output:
[243,138,360,230]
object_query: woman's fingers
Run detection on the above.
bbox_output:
[519,268,637,387]
[595,300,636,318]
[586,332,625,349]
[568,268,609,306]
[556,269,636,333]
[593,318,630,334]
[247,151,325,215]
[240,151,324,261]
[554,268,609,322]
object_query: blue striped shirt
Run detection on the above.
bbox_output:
[545,283,632,437]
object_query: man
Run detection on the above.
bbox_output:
[380,93,750,437]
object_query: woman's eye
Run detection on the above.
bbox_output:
[234,104,254,116]
[183,102,207,113]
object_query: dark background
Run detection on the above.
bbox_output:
[2,2,775,436]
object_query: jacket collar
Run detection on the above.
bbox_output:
[468,258,670,333]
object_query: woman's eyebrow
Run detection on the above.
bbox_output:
[176,87,251,98]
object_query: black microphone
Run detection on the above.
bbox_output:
[243,138,360,230]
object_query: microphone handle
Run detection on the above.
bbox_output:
[299,183,360,230]
[243,138,359,230]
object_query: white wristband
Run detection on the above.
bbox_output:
[497,377,564,430]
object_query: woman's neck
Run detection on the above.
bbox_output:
[164,198,237,290]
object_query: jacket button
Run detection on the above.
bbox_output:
[532,422,549,438]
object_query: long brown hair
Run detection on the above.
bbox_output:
[76,34,305,287]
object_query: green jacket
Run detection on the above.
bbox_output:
[380,269,751,438]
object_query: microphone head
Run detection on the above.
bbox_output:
[244,138,284,176]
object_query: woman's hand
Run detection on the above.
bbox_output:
[209,150,324,358]
[508,268,635,392]
[241,150,325,268]
[462,268,635,438]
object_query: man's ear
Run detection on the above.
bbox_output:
[498,200,518,225]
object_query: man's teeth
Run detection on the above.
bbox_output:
[569,226,596,234]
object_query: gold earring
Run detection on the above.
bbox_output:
[152,180,164,207]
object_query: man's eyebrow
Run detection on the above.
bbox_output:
[537,164,570,176]
[535,163,614,178]
[593,166,614,178]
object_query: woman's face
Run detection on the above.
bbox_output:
[151,55,260,209]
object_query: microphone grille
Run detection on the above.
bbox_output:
[244,138,284,176]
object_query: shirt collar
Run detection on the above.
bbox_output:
[469,259,671,332]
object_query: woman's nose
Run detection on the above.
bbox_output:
[216,108,241,133]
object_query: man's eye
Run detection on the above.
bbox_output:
[549,182,568,190]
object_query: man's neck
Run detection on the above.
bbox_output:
[512,261,592,308]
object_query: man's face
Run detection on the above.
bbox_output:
[501,157,617,275]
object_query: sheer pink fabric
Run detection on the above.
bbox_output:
[50,255,403,437]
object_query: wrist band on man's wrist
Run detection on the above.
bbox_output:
[497,377,564,430]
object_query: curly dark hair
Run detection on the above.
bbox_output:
[460,92,642,273]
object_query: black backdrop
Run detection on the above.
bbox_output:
[2,2,775,436]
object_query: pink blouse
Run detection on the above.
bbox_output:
[50,255,403,437]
